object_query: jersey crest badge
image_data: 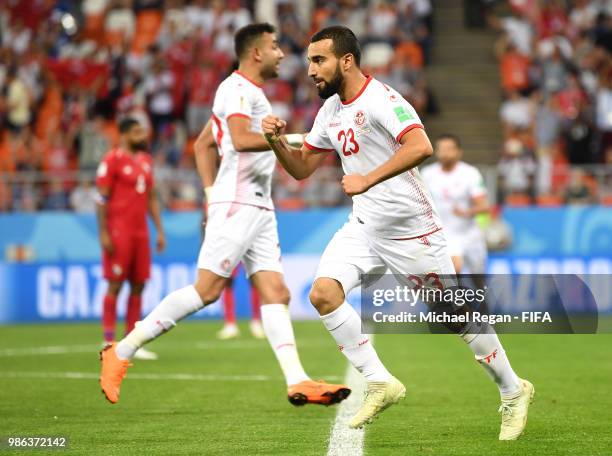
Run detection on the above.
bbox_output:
[354,110,366,126]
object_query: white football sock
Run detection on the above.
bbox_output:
[261,304,310,386]
[321,302,392,382]
[115,285,203,360]
[461,323,521,396]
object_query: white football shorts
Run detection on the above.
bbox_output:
[197,202,283,278]
[314,218,456,295]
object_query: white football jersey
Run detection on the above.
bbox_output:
[304,76,441,238]
[420,161,487,235]
[209,71,276,209]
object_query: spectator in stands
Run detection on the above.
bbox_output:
[42,178,70,210]
[497,138,537,203]
[564,167,597,204]
[534,92,562,194]
[144,57,174,140]
[595,65,612,156]
[499,42,532,93]
[104,0,136,47]
[185,49,218,137]
[500,89,534,133]
[70,178,98,212]
[5,67,31,136]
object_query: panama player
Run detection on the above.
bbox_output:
[261,26,533,438]
[99,23,350,407]
[421,134,489,275]
[96,117,165,361]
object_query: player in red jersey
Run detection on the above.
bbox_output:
[96,117,165,360]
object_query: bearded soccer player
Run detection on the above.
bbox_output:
[261,26,533,438]
[99,23,349,407]
[421,134,489,275]
[96,117,165,361]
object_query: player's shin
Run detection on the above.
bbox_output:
[261,304,309,386]
[321,302,392,381]
[125,294,142,334]
[102,294,118,343]
[115,285,204,360]
[460,321,521,396]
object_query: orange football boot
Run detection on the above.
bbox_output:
[287,380,351,406]
[99,343,131,404]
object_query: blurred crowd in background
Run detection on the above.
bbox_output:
[0,0,610,213]
[0,0,434,212]
[491,0,612,205]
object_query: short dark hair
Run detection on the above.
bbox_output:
[118,117,140,134]
[234,22,276,60]
[310,26,361,66]
[436,133,461,148]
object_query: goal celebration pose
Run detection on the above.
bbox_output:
[261,26,534,438]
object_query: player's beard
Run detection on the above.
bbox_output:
[130,141,148,152]
[261,60,280,80]
[316,63,343,99]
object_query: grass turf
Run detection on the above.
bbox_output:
[0,321,610,455]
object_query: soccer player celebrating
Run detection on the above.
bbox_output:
[96,117,165,361]
[100,23,350,407]
[261,26,533,439]
[421,134,489,274]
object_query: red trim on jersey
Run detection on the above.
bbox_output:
[341,75,373,105]
[390,227,442,241]
[227,113,251,121]
[396,124,424,143]
[234,70,263,88]
[211,114,223,147]
[303,139,334,153]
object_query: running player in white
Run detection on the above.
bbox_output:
[100,23,350,408]
[421,134,489,274]
[262,26,533,439]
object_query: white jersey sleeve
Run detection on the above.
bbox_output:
[371,85,424,143]
[467,167,487,199]
[304,105,335,153]
[223,86,254,120]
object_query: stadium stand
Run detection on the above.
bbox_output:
[0,0,609,211]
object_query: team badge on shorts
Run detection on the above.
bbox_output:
[112,264,123,276]
[354,110,366,126]
[221,259,231,272]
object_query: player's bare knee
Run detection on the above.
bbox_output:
[309,279,343,315]
[194,271,226,305]
[107,281,122,296]
[130,282,145,295]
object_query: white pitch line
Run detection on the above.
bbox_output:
[0,371,274,382]
[0,370,344,383]
[0,341,333,357]
[0,345,96,357]
[326,364,366,456]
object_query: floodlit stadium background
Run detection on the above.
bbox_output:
[0,0,610,322]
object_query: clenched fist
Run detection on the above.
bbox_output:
[262,115,287,143]
[342,174,371,197]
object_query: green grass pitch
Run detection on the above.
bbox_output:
[0,321,610,455]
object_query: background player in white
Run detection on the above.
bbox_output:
[421,134,489,274]
[100,23,350,408]
[262,26,533,439]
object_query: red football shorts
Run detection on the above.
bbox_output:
[102,231,151,282]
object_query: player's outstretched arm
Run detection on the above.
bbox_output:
[95,186,113,255]
[194,119,219,201]
[342,127,433,196]
[148,187,166,253]
[262,115,325,180]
